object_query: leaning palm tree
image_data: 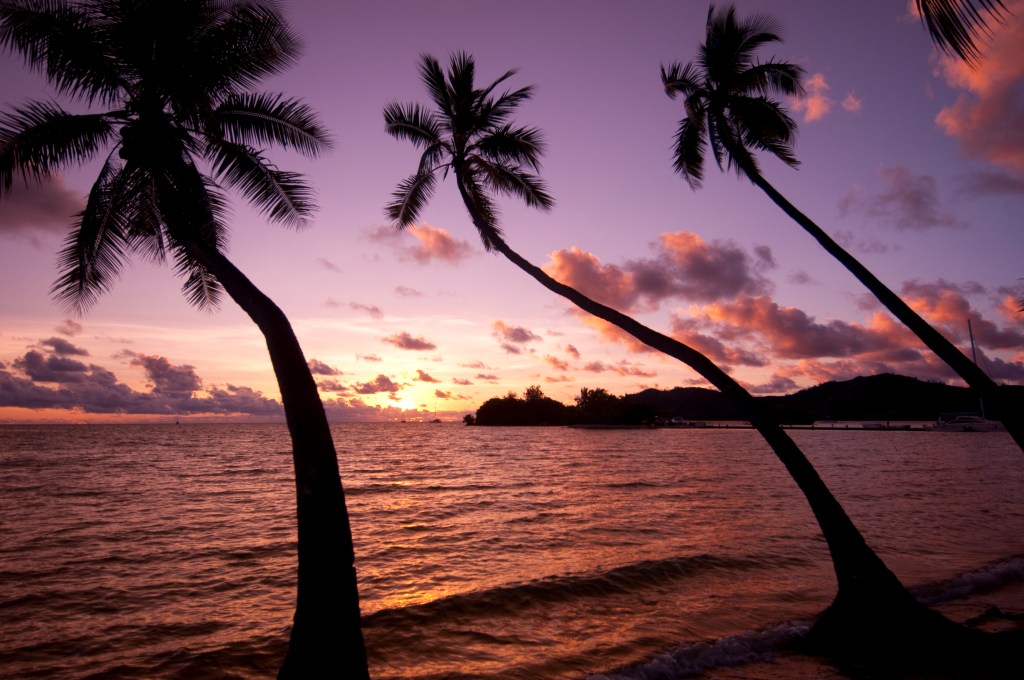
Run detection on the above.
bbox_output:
[0,1,368,677]
[384,52,984,667]
[661,4,1024,454]
[917,0,1007,64]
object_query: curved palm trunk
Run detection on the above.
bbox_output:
[184,241,370,680]
[737,160,1024,453]
[452,175,920,619]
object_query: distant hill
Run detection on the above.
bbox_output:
[626,373,1002,423]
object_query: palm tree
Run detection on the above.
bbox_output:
[661,4,1024,454]
[916,0,1007,64]
[0,1,368,677]
[384,52,978,665]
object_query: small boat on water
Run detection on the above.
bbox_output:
[927,413,1006,432]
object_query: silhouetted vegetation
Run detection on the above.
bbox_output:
[0,1,367,676]
[662,4,1024,453]
[472,374,1014,426]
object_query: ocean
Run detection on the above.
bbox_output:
[1,423,1022,679]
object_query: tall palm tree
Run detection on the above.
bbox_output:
[0,1,368,677]
[661,4,1024,454]
[917,0,1007,64]
[384,52,972,663]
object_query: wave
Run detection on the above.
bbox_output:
[364,553,763,629]
[587,619,813,680]
[914,553,1024,605]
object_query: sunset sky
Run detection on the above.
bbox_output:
[2,0,1024,422]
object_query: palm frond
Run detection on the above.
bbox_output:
[916,0,1006,64]
[207,139,315,227]
[51,157,134,313]
[417,54,451,118]
[383,101,442,149]
[471,156,554,211]
[671,116,708,189]
[0,101,114,192]
[478,84,531,127]
[172,245,223,310]
[473,124,545,171]
[728,96,799,169]
[661,61,702,99]
[386,169,438,227]
[735,61,804,98]
[215,92,332,156]
[195,0,302,93]
[459,173,501,250]
[0,0,123,104]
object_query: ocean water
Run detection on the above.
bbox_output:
[1,423,1022,679]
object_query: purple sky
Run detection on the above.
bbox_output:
[2,0,1024,422]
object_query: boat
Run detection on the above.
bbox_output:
[927,413,1006,432]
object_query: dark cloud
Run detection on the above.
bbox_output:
[839,165,965,230]
[564,344,581,359]
[544,355,570,371]
[14,350,90,383]
[475,373,500,383]
[316,379,350,394]
[415,369,440,382]
[351,302,384,319]
[357,353,383,362]
[452,377,473,385]
[0,177,83,237]
[492,321,542,347]
[2,343,282,416]
[383,332,437,351]
[40,337,89,356]
[353,374,403,394]
[395,286,424,297]
[308,358,341,376]
[129,354,202,395]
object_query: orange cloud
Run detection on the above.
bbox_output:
[935,2,1024,176]
[791,72,833,122]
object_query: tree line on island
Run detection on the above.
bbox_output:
[0,1,1016,678]
[467,373,1024,427]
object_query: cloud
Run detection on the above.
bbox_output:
[841,92,862,113]
[935,3,1024,178]
[357,353,383,362]
[353,374,403,395]
[790,72,833,122]
[452,377,473,385]
[0,177,83,237]
[56,319,83,337]
[543,354,570,370]
[475,373,500,383]
[565,344,581,359]
[2,342,282,416]
[350,302,384,319]
[395,286,424,297]
[839,165,965,229]
[491,320,542,345]
[317,258,342,273]
[543,232,774,312]
[369,223,474,265]
[129,353,203,395]
[317,379,350,394]
[308,358,342,376]
[415,369,440,382]
[581,360,657,377]
[383,332,437,351]
[40,337,89,356]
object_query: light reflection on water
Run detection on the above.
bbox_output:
[0,423,1022,679]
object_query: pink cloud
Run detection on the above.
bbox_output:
[491,320,542,346]
[369,224,474,265]
[0,176,83,237]
[308,359,342,375]
[790,72,833,122]
[353,374,403,394]
[935,2,1024,177]
[383,332,437,351]
[543,232,773,312]
[839,165,964,230]
[415,369,440,382]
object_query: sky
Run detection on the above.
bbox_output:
[2,0,1024,423]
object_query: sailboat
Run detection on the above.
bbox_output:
[927,319,1006,432]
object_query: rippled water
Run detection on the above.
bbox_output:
[1,423,1022,678]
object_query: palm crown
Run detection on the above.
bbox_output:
[0,0,331,312]
[661,4,804,189]
[383,52,553,251]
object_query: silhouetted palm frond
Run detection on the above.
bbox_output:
[917,0,1007,64]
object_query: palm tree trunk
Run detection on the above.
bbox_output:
[183,241,371,680]
[738,161,1024,452]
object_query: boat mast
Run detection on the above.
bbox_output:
[968,318,987,419]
